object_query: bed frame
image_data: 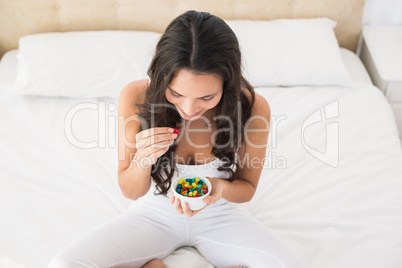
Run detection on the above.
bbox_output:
[0,0,364,59]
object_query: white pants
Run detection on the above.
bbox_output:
[48,192,308,268]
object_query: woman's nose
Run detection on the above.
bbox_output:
[181,100,199,116]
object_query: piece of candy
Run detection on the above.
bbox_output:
[175,177,209,198]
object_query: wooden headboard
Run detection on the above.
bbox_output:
[0,0,365,59]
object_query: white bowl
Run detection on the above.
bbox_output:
[172,175,212,211]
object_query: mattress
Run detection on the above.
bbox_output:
[0,48,401,268]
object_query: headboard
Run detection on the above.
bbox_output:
[0,0,365,59]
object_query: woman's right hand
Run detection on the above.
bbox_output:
[133,127,179,168]
[169,188,210,217]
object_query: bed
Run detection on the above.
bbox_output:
[1,1,402,268]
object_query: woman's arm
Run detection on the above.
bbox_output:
[117,80,152,200]
[206,93,271,204]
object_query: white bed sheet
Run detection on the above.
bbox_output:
[0,48,401,268]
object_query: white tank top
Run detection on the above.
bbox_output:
[174,157,234,180]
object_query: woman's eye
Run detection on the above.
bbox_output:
[172,93,180,98]
[170,90,212,101]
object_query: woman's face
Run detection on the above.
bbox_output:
[165,68,223,121]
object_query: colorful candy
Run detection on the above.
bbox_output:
[175,177,208,197]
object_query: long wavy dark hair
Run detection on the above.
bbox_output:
[135,10,255,197]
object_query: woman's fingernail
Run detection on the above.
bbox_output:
[173,128,180,134]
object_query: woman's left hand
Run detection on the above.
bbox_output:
[203,176,224,205]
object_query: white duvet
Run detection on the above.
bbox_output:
[0,49,401,268]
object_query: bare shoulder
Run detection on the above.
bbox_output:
[117,79,149,175]
[118,79,149,115]
[243,89,271,122]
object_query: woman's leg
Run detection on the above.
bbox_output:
[191,210,308,268]
[48,205,186,268]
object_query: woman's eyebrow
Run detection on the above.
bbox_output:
[168,86,218,98]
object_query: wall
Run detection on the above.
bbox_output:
[362,0,402,25]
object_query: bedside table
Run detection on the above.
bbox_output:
[360,26,402,141]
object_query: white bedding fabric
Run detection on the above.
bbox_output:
[0,49,401,268]
[9,31,161,99]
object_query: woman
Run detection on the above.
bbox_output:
[49,10,307,268]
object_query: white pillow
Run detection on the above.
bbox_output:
[10,19,351,99]
[10,30,161,98]
[225,18,352,87]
